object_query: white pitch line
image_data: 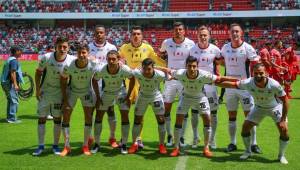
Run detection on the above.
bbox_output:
[175,120,194,170]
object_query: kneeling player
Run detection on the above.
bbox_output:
[60,44,97,156]
[92,50,135,154]
[160,56,238,157]
[219,63,290,164]
[33,37,75,156]
[127,58,168,154]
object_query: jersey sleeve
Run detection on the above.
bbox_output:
[37,55,48,70]
[200,70,217,84]
[171,69,184,80]
[9,59,18,71]
[246,44,258,61]
[237,78,251,90]
[122,65,133,78]
[148,45,166,67]
[159,39,167,53]
[273,81,286,97]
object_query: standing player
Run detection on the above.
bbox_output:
[270,41,286,85]
[127,58,168,154]
[159,22,195,147]
[189,25,222,149]
[220,23,261,153]
[119,25,166,148]
[89,25,119,149]
[92,50,135,154]
[59,44,97,156]
[259,42,273,76]
[33,37,75,156]
[218,63,289,164]
[163,56,238,157]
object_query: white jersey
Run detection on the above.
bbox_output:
[221,42,258,79]
[132,69,167,97]
[238,77,286,108]
[38,52,75,93]
[190,43,221,74]
[172,69,217,98]
[89,41,117,64]
[62,59,98,95]
[160,38,195,69]
[94,64,132,94]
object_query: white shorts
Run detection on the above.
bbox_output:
[97,87,129,111]
[134,94,164,116]
[68,90,96,108]
[177,95,210,115]
[204,84,219,111]
[246,104,283,124]
[163,80,183,103]
[225,89,254,112]
[37,92,63,118]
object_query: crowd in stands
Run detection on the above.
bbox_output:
[0,24,298,54]
[0,0,299,13]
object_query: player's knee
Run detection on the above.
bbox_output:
[53,119,61,125]
[85,123,92,127]
[157,115,165,124]
[280,135,289,141]
[241,132,251,137]
[38,118,46,124]
[62,122,70,128]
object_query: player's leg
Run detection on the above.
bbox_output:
[240,92,261,153]
[107,106,118,148]
[82,106,93,156]
[207,86,219,149]
[225,90,239,152]
[52,99,63,155]
[153,98,167,154]
[119,92,131,154]
[178,83,188,147]
[91,109,105,154]
[191,109,200,148]
[128,96,147,154]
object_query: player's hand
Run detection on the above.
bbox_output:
[278,120,288,131]
[13,84,20,91]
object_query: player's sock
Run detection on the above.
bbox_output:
[53,120,61,146]
[174,124,183,148]
[38,122,46,146]
[242,132,251,153]
[229,119,237,145]
[182,114,188,139]
[210,111,218,144]
[84,123,92,146]
[191,110,199,141]
[108,115,116,139]
[250,126,257,145]
[165,114,172,136]
[62,123,70,147]
[203,125,212,148]
[158,122,166,144]
[121,122,130,145]
[279,136,289,157]
[132,123,141,143]
[94,121,102,145]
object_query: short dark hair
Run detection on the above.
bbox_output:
[173,21,185,29]
[131,25,143,33]
[185,56,198,65]
[274,40,282,46]
[55,36,69,45]
[142,58,155,68]
[106,50,120,58]
[253,63,265,71]
[10,46,22,55]
[95,25,106,31]
[230,23,242,30]
[77,43,90,52]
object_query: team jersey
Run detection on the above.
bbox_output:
[270,48,282,72]
[160,38,195,69]
[94,64,133,94]
[238,77,286,108]
[132,69,167,97]
[89,41,117,64]
[38,52,75,93]
[171,69,217,98]
[119,42,166,69]
[62,59,98,95]
[221,42,258,79]
[189,43,221,74]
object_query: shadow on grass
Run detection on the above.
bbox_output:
[18,115,38,120]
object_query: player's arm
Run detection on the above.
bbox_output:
[92,77,101,109]
[126,76,135,105]
[60,73,69,108]
[214,80,239,89]
[149,47,166,67]
[35,66,44,101]
[10,70,19,91]
[280,95,289,122]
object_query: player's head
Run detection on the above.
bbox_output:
[173,22,185,39]
[55,36,69,57]
[185,56,198,75]
[274,40,283,49]
[94,25,106,44]
[229,23,243,42]
[253,63,267,83]
[76,44,89,61]
[265,41,272,49]
[10,45,22,58]
[197,25,210,45]
[250,38,257,48]
[211,38,218,46]
[142,58,155,77]
[106,50,120,66]
[130,26,143,44]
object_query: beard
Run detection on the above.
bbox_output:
[254,76,265,83]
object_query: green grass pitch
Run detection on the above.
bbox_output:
[0,61,299,170]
